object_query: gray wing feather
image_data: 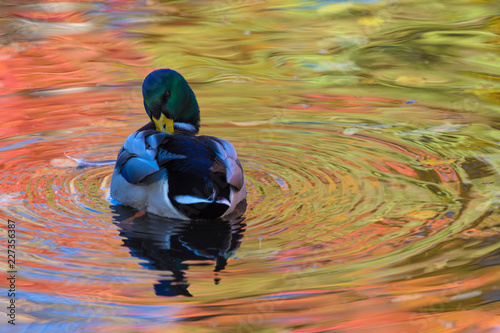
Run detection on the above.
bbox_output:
[201,136,244,190]
[117,131,170,184]
[121,157,159,183]
[146,132,168,149]
[230,159,245,190]
[216,138,238,160]
[116,148,132,168]
[123,131,145,154]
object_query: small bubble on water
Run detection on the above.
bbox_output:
[438,319,456,328]
[343,128,359,135]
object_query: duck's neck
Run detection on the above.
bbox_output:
[137,121,198,135]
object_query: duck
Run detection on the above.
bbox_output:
[110,69,247,220]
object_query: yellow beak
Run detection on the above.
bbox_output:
[153,114,174,134]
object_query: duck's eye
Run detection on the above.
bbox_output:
[165,91,171,99]
[163,124,166,129]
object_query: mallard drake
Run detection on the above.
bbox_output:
[110,69,247,220]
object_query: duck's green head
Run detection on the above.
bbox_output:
[142,69,200,134]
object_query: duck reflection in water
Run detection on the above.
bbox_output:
[112,205,246,297]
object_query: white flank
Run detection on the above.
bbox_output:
[110,169,187,220]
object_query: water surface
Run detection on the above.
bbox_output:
[1,0,500,332]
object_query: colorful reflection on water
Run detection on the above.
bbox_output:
[1,0,500,332]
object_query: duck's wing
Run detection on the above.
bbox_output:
[197,135,247,218]
[115,130,185,184]
[198,136,245,191]
[114,131,246,219]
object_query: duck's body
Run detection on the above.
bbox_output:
[110,69,246,220]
